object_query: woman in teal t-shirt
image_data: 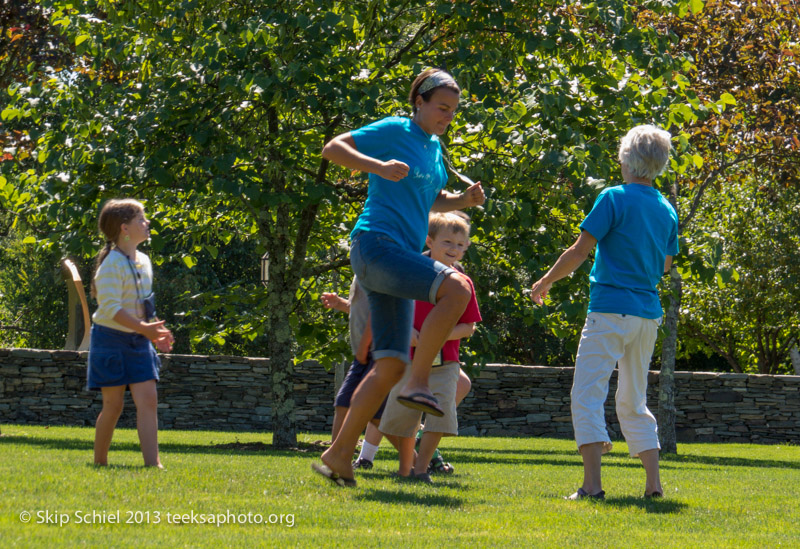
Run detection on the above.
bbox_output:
[530,124,678,501]
[312,68,485,487]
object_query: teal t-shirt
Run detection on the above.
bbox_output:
[350,117,447,252]
[580,183,679,319]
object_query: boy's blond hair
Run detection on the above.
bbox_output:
[428,211,471,238]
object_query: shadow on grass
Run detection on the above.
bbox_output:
[0,434,323,457]
[604,496,688,514]
[452,446,578,457]
[82,463,158,471]
[443,446,800,471]
[660,452,800,470]
[360,470,467,486]
[433,448,686,470]
[355,487,465,507]
[4,433,799,471]
[0,435,712,472]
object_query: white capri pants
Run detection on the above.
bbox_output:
[571,312,661,457]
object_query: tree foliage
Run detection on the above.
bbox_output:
[656,1,800,375]
[12,0,783,445]
[680,178,800,374]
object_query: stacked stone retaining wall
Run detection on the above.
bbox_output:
[1,349,798,444]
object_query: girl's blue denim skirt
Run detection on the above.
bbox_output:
[87,324,161,390]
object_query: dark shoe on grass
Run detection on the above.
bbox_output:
[352,457,373,471]
[412,472,433,484]
[428,455,454,474]
[565,487,605,501]
[644,491,663,499]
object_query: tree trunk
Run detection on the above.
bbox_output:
[264,206,298,449]
[658,266,681,454]
[266,288,297,449]
[791,346,800,375]
[658,178,681,455]
[269,343,297,448]
[334,359,347,396]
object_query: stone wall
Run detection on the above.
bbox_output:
[2,349,799,444]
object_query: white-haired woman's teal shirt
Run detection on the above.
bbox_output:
[350,117,447,252]
[580,183,679,319]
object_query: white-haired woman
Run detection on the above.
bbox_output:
[530,124,678,500]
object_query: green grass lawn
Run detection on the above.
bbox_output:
[1,424,798,547]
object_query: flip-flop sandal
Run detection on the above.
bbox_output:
[311,462,357,487]
[396,393,444,417]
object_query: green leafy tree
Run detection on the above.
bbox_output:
[1,0,75,344]
[680,177,800,374]
[648,0,800,451]
[2,0,697,446]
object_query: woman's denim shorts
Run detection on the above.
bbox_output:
[350,230,454,365]
[87,324,161,390]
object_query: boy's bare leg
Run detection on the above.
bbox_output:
[353,421,384,466]
[414,432,444,476]
[380,431,403,453]
[397,436,416,476]
[455,368,472,405]
[398,274,471,404]
[320,358,404,480]
[373,422,408,461]
[130,380,162,468]
[364,421,383,446]
[578,442,605,495]
[94,385,125,466]
[638,448,663,496]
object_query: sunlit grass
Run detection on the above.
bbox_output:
[1,424,798,547]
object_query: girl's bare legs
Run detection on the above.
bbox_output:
[94,385,126,466]
[398,274,471,405]
[130,380,162,468]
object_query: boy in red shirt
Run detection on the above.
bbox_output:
[379,211,481,483]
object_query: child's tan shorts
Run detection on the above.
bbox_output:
[379,361,460,437]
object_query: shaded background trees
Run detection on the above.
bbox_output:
[2,0,799,447]
[661,0,800,376]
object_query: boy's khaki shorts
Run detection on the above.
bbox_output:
[379,361,460,437]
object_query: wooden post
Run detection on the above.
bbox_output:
[61,259,91,351]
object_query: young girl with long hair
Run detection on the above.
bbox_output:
[88,198,174,467]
